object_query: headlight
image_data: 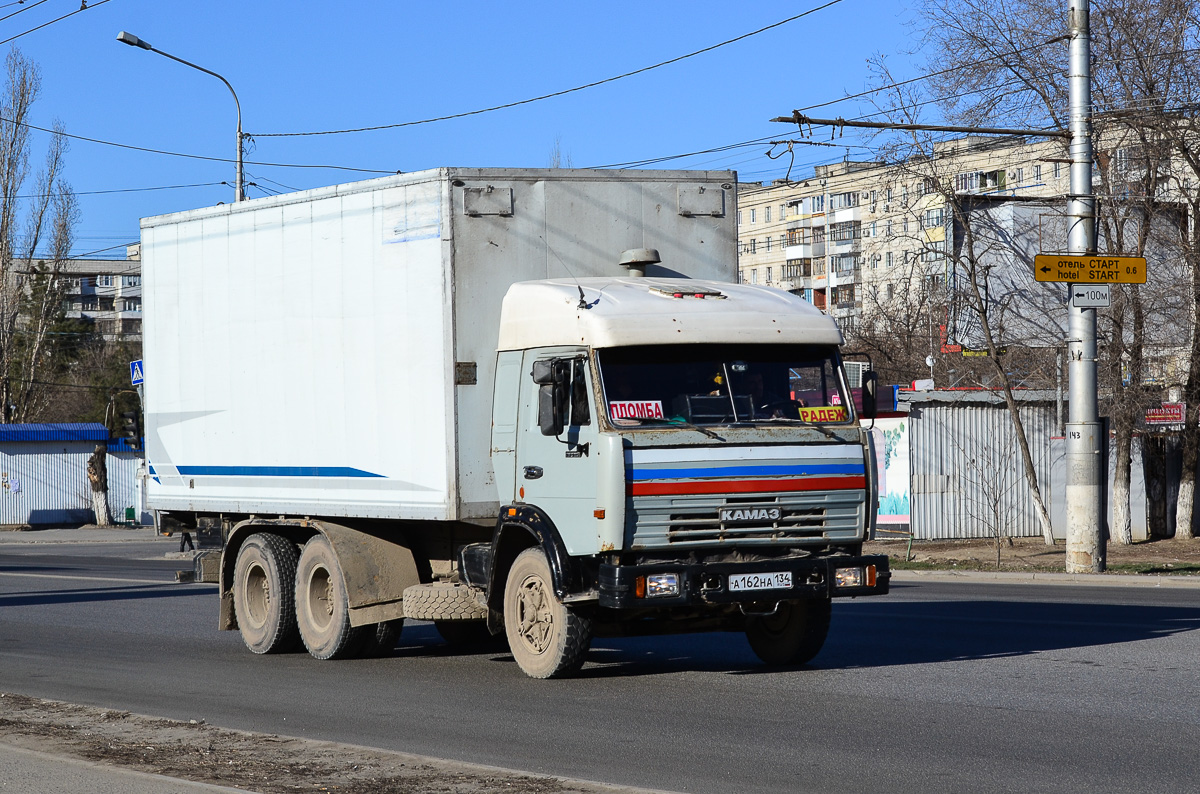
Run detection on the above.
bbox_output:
[643,573,680,598]
[835,565,877,588]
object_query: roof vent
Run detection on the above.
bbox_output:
[618,248,661,278]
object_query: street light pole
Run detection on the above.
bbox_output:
[117,31,244,202]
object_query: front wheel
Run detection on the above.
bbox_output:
[503,548,592,678]
[745,598,832,666]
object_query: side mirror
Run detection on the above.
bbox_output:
[532,359,556,385]
[860,370,879,419]
[538,383,565,436]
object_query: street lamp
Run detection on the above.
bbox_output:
[117,31,244,202]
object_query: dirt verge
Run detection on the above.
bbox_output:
[0,692,656,794]
[866,536,1200,575]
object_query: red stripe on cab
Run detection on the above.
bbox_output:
[628,476,866,496]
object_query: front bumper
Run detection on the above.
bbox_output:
[597,554,890,609]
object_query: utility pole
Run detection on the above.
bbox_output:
[1064,0,1105,571]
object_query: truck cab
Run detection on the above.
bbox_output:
[474,276,890,677]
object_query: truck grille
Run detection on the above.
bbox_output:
[628,490,865,549]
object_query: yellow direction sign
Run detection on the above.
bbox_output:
[1034,254,1146,284]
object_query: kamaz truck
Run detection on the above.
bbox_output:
[140,168,890,678]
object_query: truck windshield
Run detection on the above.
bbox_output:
[597,344,852,427]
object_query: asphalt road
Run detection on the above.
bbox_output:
[2,537,1199,793]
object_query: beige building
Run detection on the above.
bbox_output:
[736,136,1069,330]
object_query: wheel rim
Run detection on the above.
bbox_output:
[514,573,554,655]
[304,565,334,632]
[242,561,270,629]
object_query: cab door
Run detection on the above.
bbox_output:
[516,351,600,556]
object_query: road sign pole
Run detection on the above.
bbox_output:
[1066,0,1105,572]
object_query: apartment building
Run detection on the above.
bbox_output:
[736,136,1068,330]
[53,244,142,340]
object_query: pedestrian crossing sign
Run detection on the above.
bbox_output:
[130,360,144,385]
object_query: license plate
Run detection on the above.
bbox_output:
[728,571,792,592]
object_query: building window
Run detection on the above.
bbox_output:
[1033,164,1042,181]
[886,251,893,268]
[766,266,773,283]
[886,188,893,203]
[122,275,141,287]
[764,206,771,223]
[922,208,944,228]
[779,204,786,220]
[829,221,859,242]
[81,297,99,311]
[887,282,895,300]
[812,195,825,213]
[96,275,113,287]
[750,209,756,224]
[749,239,757,254]
[738,210,743,225]
[764,236,772,252]
[751,269,758,284]
[1054,162,1062,179]
[903,217,909,233]
[123,297,142,312]
[1014,167,1024,184]
[886,219,893,236]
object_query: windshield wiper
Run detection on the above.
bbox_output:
[632,416,726,441]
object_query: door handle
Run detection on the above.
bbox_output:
[523,466,543,480]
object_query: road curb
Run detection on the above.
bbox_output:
[891,568,1200,588]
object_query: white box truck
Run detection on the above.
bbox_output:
[142,168,890,678]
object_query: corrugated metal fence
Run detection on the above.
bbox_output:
[905,393,1056,540]
[0,424,148,526]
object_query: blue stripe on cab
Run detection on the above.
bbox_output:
[174,466,384,478]
[628,463,863,481]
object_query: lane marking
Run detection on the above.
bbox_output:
[0,571,186,586]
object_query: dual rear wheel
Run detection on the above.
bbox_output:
[232,533,400,659]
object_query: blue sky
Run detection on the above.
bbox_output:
[11,0,922,257]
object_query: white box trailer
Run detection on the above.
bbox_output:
[142,167,891,678]
[142,168,736,522]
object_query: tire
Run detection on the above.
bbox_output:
[232,533,301,654]
[745,597,832,666]
[402,582,487,621]
[359,619,403,658]
[435,619,503,648]
[294,535,364,660]
[503,548,592,678]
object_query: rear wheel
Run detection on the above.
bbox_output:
[294,536,363,660]
[503,548,592,678]
[745,598,832,666]
[232,533,301,654]
[359,619,403,657]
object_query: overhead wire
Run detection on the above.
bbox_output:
[2,116,398,174]
[0,0,50,23]
[251,1,846,138]
[0,0,116,47]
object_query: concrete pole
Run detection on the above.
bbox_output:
[1065,0,1105,571]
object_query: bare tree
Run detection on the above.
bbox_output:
[0,48,78,423]
[86,443,111,527]
[548,135,573,168]
[894,0,1199,545]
